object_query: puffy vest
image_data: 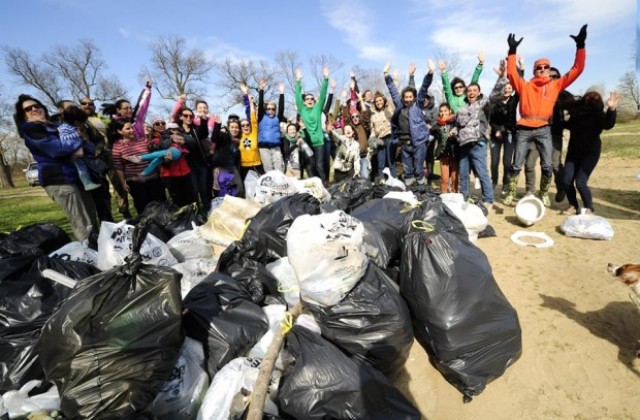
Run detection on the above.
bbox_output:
[258,115,281,146]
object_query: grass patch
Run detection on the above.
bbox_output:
[0,195,71,235]
[601,120,640,158]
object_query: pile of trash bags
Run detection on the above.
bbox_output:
[0,171,522,419]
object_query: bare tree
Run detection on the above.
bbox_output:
[309,54,344,87]
[143,35,213,102]
[2,40,126,108]
[213,57,276,110]
[0,86,19,188]
[617,71,640,117]
[274,50,303,96]
[350,65,386,96]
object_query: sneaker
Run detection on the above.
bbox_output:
[404,177,415,187]
[555,189,566,203]
[417,177,426,185]
[482,202,493,213]
[474,178,481,190]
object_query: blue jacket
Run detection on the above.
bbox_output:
[258,115,281,146]
[20,121,83,186]
[386,74,431,146]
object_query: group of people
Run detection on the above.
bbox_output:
[14,23,619,240]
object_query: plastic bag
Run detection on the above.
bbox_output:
[265,257,300,308]
[560,213,614,240]
[244,193,321,259]
[1,380,60,418]
[0,257,99,392]
[172,258,219,298]
[244,170,260,201]
[166,203,207,236]
[198,196,262,250]
[279,325,420,419]
[167,228,215,262]
[254,170,297,206]
[182,273,269,379]
[0,223,70,257]
[97,220,178,270]
[196,357,280,420]
[145,337,209,420]
[440,193,488,243]
[37,224,184,419]
[400,202,522,401]
[294,177,331,203]
[49,241,98,266]
[326,178,374,213]
[287,211,368,306]
[304,261,413,376]
[248,304,292,371]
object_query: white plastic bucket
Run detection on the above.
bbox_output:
[515,195,545,226]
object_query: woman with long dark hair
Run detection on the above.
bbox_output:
[561,90,619,215]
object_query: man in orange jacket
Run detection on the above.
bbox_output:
[503,24,587,207]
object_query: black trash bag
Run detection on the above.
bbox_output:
[182,272,269,379]
[217,239,282,305]
[326,178,374,213]
[351,198,422,269]
[0,256,99,392]
[478,224,497,238]
[370,183,404,199]
[166,203,206,236]
[244,194,321,259]
[0,223,70,257]
[303,261,414,377]
[399,202,522,401]
[36,219,184,419]
[279,325,420,420]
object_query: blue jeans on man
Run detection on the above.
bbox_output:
[509,126,553,179]
[458,140,493,203]
[400,141,426,183]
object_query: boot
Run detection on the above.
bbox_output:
[503,176,518,206]
[536,175,552,207]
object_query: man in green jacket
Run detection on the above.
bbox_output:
[295,66,330,183]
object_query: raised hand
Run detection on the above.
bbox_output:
[517,54,525,70]
[178,93,187,102]
[427,59,435,74]
[383,60,391,74]
[213,114,221,124]
[349,70,356,79]
[259,78,267,90]
[607,91,619,109]
[477,51,485,65]
[570,24,587,48]
[295,69,303,81]
[438,59,446,72]
[408,63,416,76]
[278,82,285,94]
[239,83,249,94]
[330,79,337,92]
[507,33,523,54]
[322,66,330,79]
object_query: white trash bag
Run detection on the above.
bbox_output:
[172,258,219,298]
[294,177,331,202]
[265,257,300,307]
[254,170,297,206]
[440,193,488,243]
[1,380,60,418]
[96,220,178,270]
[287,211,368,306]
[49,241,99,267]
[249,304,293,371]
[196,357,280,420]
[560,211,614,240]
[146,337,209,420]
[167,227,215,262]
[244,170,260,201]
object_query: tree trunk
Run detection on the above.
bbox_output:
[0,151,15,188]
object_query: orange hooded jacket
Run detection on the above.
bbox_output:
[507,48,585,128]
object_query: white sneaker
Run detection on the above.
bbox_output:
[404,177,415,186]
[474,178,481,190]
[417,177,426,185]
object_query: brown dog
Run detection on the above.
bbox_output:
[607,263,640,357]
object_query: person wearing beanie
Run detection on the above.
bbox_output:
[502,24,587,207]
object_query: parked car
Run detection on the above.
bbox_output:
[24,162,39,186]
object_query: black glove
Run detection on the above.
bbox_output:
[570,24,588,49]
[507,33,523,55]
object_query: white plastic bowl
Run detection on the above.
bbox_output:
[515,195,546,226]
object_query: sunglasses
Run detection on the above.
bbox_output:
[550,74,560,79]
[240,123,250,128]
[304,96,315,101]
[23,104,42,113]
[80,101,94,106]
[266,107,276,111]
[351,115,360,119]
[535,65,550,71]
[182,114,194,118]
[454,85,465,90]
[154,121,166,126]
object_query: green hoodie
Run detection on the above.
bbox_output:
[441,64,483,113]
[295,78,328,147]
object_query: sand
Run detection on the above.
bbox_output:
[396,157,640,419]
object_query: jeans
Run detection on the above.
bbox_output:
[190,164,211,214]
[490,130,515,190]
[359,157,370,179]
[562,144,601,211]
[400,141,426,181]
[524,141,538,193]
[312,145,327,182]
[458,140,494,203]
[258,147,285,173]
[509,126,553,179]
[385,137,398,178]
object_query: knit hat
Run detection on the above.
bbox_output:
[533,58,550,70]
[152,115,164,124]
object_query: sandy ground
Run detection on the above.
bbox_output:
[396,157,640,420]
